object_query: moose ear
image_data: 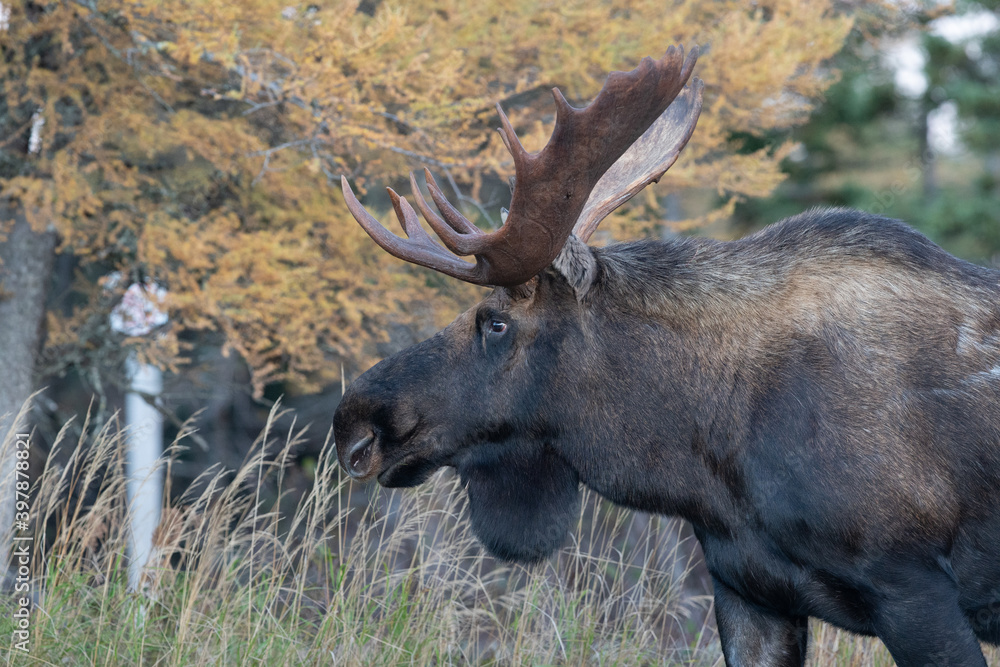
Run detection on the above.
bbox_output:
[551,234,598,300]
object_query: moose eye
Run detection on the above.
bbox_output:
[488,320,508,335]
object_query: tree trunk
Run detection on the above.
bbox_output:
[125,356,163,593]
[0,208,56,576]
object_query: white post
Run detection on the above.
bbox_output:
[124,355,163,592]
[106,274,168,594]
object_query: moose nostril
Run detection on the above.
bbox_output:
[347,433,376,477]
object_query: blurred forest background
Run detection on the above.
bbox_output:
[1,0,999,663]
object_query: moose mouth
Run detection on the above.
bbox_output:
[378,451,443,487]
[342,431,447,487]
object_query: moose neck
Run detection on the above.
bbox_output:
[553,236,783,537]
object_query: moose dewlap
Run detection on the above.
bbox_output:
[333,46,1000,666]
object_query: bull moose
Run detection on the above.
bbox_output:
[333,46,1000,665]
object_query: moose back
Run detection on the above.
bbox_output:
[333,47,1000,666]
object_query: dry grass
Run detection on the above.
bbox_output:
[0,404,996,665]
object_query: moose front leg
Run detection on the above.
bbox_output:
[712,577,808,667]
[866,565,987,667]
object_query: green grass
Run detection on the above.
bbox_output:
[0,405,996,665]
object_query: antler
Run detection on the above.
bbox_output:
[341,45,702,287]
[573,76,703,242]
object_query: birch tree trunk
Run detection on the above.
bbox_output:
[125,356,163,592]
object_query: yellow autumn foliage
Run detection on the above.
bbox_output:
[0,0,863,395]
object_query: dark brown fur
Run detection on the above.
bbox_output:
[335,208,1000,666]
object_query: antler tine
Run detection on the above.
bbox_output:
[340,176,484,283]
[495,103,526,166]
[421,170,491,255]
[410,172,484,235]
[386,188,436,248]
[550,87,575,124]
[407,172,484,257]
[406,173,455,236]
[415,170,483,236]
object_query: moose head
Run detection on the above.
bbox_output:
[334,46,702,562]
